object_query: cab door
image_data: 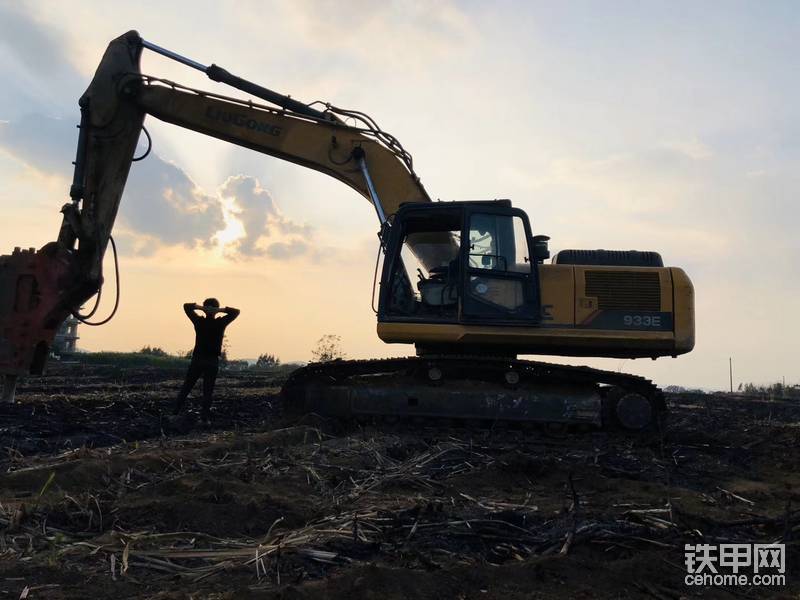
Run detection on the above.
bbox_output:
[461,209,540,322]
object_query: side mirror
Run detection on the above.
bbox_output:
[532,235,550,264]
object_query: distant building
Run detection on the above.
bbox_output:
[53,316,80,354]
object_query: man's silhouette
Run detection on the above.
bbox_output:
[173,298,240,422]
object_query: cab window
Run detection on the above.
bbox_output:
[468,214,530,273]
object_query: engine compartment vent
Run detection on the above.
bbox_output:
[585,271,661,311]
[553,249,663,267]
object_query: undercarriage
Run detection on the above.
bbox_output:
[282,356,665,432]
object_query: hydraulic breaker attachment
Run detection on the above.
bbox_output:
[0,243,77,401]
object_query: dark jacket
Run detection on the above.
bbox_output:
[184,304,240,359]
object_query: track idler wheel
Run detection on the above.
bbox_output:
[602,387,656,431]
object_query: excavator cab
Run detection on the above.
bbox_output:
[379,201,541,336]
[378,199,694,362]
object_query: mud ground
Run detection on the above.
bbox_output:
[1,363,799,599]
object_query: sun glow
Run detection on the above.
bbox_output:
[212,195,245,248]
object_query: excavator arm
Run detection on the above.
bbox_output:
[0,30,434,399]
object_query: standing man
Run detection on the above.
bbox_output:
[173,298,240,423]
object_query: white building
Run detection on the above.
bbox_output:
[53,316,80,353]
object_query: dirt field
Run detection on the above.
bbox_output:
[1,363,798,599]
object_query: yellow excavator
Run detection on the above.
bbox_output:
[0,31,694,430]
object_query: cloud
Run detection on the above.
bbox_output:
[109,231,158,258]
[125,155,225,248]
[218,0,477,91]
[0,114,77,174]
[266,239,309,259]
[281,1,475,65]
[659,138,713,161]
[219,175,272,256]
[0,113,224,249]
[0,4,84,118]
[0,118,313,258]
[0,8,310,260]
[0,113,312,259]
[220,174,311,258]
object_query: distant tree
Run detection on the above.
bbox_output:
[743,382,759,395]
[663,385,688,394]
[139,345,168,357]
[311,334,346,362]
[220,336,230,368]
[256,353,281,368]
[740,381,798,399]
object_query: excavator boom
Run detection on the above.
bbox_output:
[135,82,430,212]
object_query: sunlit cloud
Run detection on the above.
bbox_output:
[217,174,312,259]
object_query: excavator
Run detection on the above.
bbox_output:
[0,31,694,431]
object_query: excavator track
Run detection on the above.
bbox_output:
[282,356,665,432]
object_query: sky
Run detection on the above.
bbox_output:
[1,1,798,390]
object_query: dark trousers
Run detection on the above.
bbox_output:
[174,356,219,416]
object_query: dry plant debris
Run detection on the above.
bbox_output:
[1,364,799,598]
